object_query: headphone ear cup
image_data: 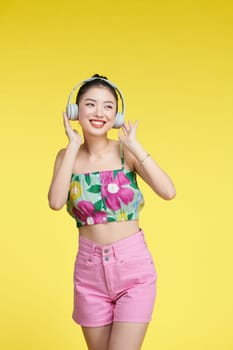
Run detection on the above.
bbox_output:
[113,112,124,129]
[66,103,79,120]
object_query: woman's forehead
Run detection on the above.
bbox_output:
[80,86,117,101]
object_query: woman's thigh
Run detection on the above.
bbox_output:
[108,322,149,350]
[82,324,112,350]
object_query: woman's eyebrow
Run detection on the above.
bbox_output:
[84,98,96,102]
[84,98,114,104]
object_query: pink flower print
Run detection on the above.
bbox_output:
[72,200,107,225]
[101,171,134,210]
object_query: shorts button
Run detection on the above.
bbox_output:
[105,256,110,261]
[104,249,110,254]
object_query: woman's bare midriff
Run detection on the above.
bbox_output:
[79,220,141,245]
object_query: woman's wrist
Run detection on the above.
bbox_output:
[139,153,150,165]
[127,142,149,163]
[67,141,81,153]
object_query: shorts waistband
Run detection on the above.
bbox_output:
[78,229,145,256]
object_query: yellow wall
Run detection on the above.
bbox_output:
[1,0,233,349]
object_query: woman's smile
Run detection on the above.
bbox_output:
[89,119,106,128]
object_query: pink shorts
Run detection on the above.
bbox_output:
[72,229,157,327]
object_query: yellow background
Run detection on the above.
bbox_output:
[1,0,233,349]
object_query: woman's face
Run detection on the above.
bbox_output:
[77,86,117,134]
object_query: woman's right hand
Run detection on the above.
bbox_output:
[63,112,82,146]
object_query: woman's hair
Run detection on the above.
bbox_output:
[75,74,118,106]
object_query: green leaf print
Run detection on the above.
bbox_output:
[108,217,116,222]
[113,169,120,178]
[127,213,134,220]
[85,174,91,185]
[130,182,138,189]
[73,175,79,181]
[125,171,135,183]
[125,172,139,189]
[94,199,103,211]
[87,185,101,193]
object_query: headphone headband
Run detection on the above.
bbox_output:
[66,77,125,128]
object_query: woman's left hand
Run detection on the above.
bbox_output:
[118,120,139,151]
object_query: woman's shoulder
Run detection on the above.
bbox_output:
[56,147,66,159]
[53,148,68,167]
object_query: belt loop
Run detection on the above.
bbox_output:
[91,242,96,257]
[112,245,119,260]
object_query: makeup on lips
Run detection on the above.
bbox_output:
[89,119,107,128]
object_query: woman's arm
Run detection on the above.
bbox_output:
[48,113,82,210]
[119,121,176,200]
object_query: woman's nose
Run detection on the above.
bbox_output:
[95,105,104,117]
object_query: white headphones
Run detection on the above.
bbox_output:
[66,77,125,128]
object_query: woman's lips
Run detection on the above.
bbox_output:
[89,119,106,128]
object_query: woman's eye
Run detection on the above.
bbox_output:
[86,103,95,107]
[105,105,113,109]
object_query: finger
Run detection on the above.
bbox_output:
[63,112,71,130]
[63,112,68,121]
[133,120,139,129]
[118,130,124,142]
[63,112,68,126]
[120,124,127,135]
[123,122,130,133]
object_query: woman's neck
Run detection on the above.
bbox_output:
[83,137,114,157]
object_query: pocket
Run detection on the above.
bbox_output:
[75,250,103,266]
[73,253,103,285]
[124,254,156,272]
[118,252,157,286]
[75,253,93,267]
[119,244,154,267]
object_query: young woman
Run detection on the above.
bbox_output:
[48,74,176,350]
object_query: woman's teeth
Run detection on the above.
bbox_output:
[90,120,105,128]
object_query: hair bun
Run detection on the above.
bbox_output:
[92,73,108,80]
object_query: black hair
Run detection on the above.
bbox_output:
[75,74,118,107]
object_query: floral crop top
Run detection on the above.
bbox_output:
[66,145,145,227]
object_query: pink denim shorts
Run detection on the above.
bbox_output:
[72,229,157,327]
